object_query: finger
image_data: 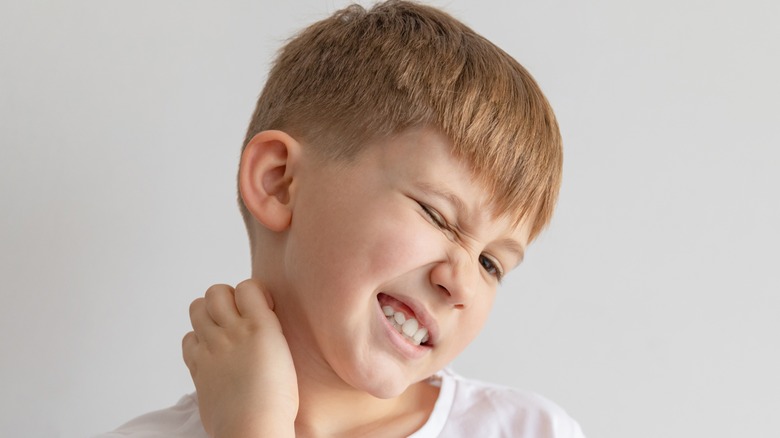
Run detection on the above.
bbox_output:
[234,279,275,320]
[189,297,218,336]
[181,330,199,375]
[204,284,240,328]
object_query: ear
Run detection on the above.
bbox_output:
[239,130,301,232]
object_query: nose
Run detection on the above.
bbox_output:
[429,247,479,309]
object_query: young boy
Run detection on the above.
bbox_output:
[99,1,584,437]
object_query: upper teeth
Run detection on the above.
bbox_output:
[382,305,430,345]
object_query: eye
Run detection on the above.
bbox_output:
[419,202,447,229]
[479,254,504,281]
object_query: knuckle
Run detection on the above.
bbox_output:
[189,298,204,316]
[182,330,197,347]
[181,332,197,368]
[236,278,260,293]
[205,283,234,298]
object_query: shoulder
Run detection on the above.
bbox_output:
[92,394,208,438]
[438,369,586,438]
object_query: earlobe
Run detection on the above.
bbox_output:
[239,130,300,232]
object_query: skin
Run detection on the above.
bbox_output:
[183,127,533,438]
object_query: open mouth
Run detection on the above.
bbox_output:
[377,293,432,347]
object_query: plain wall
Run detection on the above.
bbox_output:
[1,1,778,437]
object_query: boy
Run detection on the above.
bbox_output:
[99,1,584,437]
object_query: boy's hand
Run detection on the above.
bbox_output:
[182,280,298,438]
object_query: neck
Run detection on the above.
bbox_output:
[291,354,437,438]
[275,317,439,438]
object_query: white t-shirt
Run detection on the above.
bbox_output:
[96,369,585,438]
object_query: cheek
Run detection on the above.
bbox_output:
[361,211,442,279]
[286,204,433,292]
[449,298,496,353]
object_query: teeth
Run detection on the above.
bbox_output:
[383,307,430,346]
[401,318,418,337]
[413,328,428,344]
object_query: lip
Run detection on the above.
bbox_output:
[376,292,439,348]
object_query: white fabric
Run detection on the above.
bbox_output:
[95,369,585,438]
[411,369,585,438]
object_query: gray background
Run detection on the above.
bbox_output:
[1,1,778,437]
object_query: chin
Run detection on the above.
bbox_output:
[341,363,416,399]
[362,380,410,400]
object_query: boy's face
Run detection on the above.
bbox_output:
[272,127,531,398]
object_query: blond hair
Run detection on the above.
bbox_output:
[239,0,562,241]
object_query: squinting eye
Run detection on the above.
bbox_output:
[479,254,503,280]
[419,203,447,229]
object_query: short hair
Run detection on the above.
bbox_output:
[239,0,562,242]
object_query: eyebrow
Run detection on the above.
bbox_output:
[414,182,526,264]
[415,181,469,218]
[496,238,525,264]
